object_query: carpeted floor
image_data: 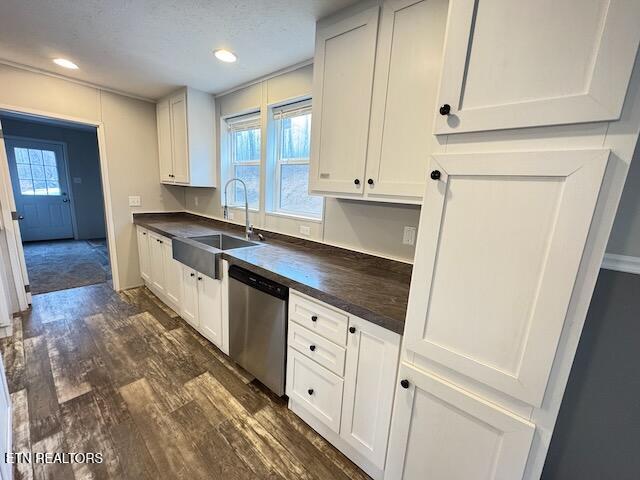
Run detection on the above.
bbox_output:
[23,239,112,294]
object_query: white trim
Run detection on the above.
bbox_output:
[214,59,314,98]
[0,58,155,103]
[601,253,640,275]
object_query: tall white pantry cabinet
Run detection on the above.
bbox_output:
[382,0,640,479]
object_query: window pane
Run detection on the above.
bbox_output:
[20,179,34,195]
[281,114,311,160]
[28,149,44,165]
[42,150,57,166]
[15,148,29,164]
[33,180,48,195]
[30,164,45,180]
[46,181,61,195]
[17,164,32,180]
[233,165,260,208]
[233,128,261,163]
[44,165,59,181]
[279,164,322,216]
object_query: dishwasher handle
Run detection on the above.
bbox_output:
[229,265,288,301]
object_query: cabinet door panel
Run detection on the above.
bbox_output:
[404,150,608,405]
[309,5,379,195]
[366,0,448,201]
[340,317,400,468]
[162,239,182,309]
[148,233,165,295]
[197,274,222,348]
[170,91,190,184]
[385,363,534,480]
[136,227,150,282]
[156,100,173,183]
[435,0,640,133]
[181,266,198,328]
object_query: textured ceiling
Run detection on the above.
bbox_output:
[0,0,358,100]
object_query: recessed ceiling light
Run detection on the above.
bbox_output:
[214,49,237,63]
[53,58,79,69]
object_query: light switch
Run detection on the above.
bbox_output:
[403,226,416,245]
[128,196,141,207]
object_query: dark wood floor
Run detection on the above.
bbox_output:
[0,283,370,480]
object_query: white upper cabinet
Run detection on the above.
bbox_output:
[403,149,609,406]
[309,4,379,195]
[434,0,640,134]
[365,0,448,202]
[156,87,217,187]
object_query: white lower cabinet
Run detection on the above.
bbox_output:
[148,231,166,295]
[136,227,150,282]
[181,266,199,328]
[386,363,535,480]
[286,291,400,479]
[197,273,223,348]
[162,239,182,310]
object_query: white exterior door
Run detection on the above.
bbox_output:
[156,99,173,183]
[340,317,400,469]
[385,363,535,480]
[197,274,222,348]
[404,149,608,406]
[6,138,74,241]
[162,239,182,309]
[170,91,189,184]
[148,233,165,295]
[181,266,198,328]
[434,0,640,134]
[137,227,150,282]
[365,0,448,202]
[309,5,379,195]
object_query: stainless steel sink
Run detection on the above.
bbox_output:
[190,234,258,250]
[172,233,260,279]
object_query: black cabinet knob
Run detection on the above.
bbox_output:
[142,232,146,235]
[349,326,356,334]
[367,178,374,185]
[439,104,451,116]
[430,170,441,180]
[309,345,316,352]
[354,179,360,185]
[311,315,318,322]
[190,272,195,277]
[197,276,202,281]
[307,388,314,395]
[400,379,410,389]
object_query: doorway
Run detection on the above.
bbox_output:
[1,113,111,295]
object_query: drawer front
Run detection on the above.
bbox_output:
[286,348,344,433]
[289,292,349,345]
[288,322,346,377]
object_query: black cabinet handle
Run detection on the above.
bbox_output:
[311,315,318,322]
[439,104,451,116]
[307,388,314,395]
[430,170,441,181]
[197,276,203,281]
[190,273,195,277]
[367,178,374,185]
[400,379,410,389]
[309,345,316,352]
[354,179,360,185]
[142,232,146,235]
[349,326,356,334]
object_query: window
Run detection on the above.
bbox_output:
[270,100,323,219]
[14,147,61,196]
[223,113,261,209]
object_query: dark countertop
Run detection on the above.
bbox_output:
[133,212,412,335]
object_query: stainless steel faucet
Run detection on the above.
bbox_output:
[223,178,253,240]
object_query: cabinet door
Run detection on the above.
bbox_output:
[365,0,447,202]
[340,317,400,469]
[181,266,198,328]
[148,233,166,295]
[136,227,151,282]
[162,239,182,309]
[170,91,190,184]
[156,99,173,183]
[385,363,534,480]
[197,274,222,348]
[434,0,640,134]
[404,150,608,406]
[309,5,379,195]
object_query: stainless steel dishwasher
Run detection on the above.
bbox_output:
[228,265,288,396]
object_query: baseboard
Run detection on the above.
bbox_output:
[601,253,640,275]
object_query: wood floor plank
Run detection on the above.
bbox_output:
[31,431,74,480]
[1,316,26,393]
[11,389,33,480]
[110,420,159,480]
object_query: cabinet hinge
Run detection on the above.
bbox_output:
[11,211,18,221]
[24,284,30,293]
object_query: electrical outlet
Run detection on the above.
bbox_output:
[194,196,199,207]
[403,226,416,246]
[128,195,141,207]
[299,225,311,236]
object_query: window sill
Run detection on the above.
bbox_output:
[265,210,323,224]
[227,205,260,213]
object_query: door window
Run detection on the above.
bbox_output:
[14,147,61,196]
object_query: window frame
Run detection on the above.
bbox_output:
[269,99,323,220]
[222,112,262,210]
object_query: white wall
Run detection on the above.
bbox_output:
[607,144,640,257]
[0,63,185,289]
[184,64,421,262]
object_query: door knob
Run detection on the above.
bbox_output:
[430,170,441,180]
[17,215,24,220]
[439,104,451,116]
[62,199,69,203]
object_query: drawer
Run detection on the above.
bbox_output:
[288,322,346,377]
[286,348,344,433]
[289,291,349,345]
